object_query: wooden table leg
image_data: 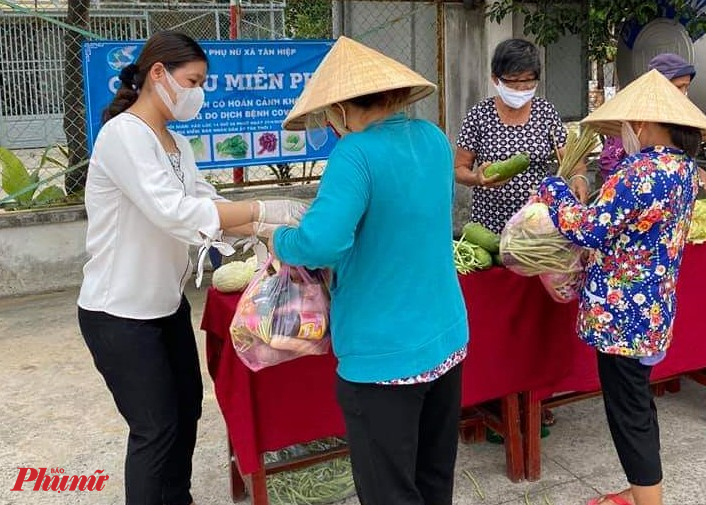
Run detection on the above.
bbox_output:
[459,408,486,444]
[689,370,706,387]
[522,391,542,481]
[501,393,524,483]
[651,382,666,397]
[666,377,681,393]
[228,439,247,502]
[249,454,269,505]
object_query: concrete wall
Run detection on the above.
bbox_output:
[0,208,88,298]
[0,184,319,298]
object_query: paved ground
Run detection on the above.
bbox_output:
[1,282,706,505]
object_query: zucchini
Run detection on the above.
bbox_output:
[483,153,530,182]
[470,244,493,270]
[462,222,500,254]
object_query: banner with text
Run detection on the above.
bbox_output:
[82,40,337,169]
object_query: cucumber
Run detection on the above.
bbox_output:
[462,222,500,254]
[470,243,493,269]
[483,153,531,182]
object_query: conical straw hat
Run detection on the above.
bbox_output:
[581,69,706,140]
[282,36,436,130]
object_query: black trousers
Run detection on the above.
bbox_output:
[597,350,662,486]
[336,363,462,505]
[78,297,203,505]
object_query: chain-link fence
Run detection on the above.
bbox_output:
[0,0,444,203]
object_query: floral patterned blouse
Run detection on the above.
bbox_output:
[537,146,699,358]
[377,347,467,385]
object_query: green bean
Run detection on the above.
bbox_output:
[266,440,355,505]
[462,469,485,500]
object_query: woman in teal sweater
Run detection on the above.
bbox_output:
[270,37,468,505]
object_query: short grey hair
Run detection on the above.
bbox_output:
[491,39,541,79]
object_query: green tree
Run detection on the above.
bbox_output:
[285,0,333,39]
[486,0,706,88]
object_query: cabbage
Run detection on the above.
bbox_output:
[212,256,257,292]
[516,202,556,235]
[688,200,706,244]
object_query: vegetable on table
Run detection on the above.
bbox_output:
[216,134,249,159]
[453,240,493,274]
[212,256,257,292]
[483,152,530,182]
[462,222,500,254]
[688,199,706,244]
[257,132,278,155]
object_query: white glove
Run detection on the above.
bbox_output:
[253,221,282,238]
[257,199,308,226]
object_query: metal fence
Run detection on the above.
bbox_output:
[0,0,444,197]
[334,1,442,127]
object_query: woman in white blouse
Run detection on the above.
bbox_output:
[77,31,303,505]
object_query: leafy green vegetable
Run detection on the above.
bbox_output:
[216,135,249,159]
[189,137,207,159]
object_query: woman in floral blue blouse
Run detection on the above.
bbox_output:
[537,70,706,505]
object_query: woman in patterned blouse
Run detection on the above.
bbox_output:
[454,39,589,236]
[537,70,706,505]
[454,38,582,428]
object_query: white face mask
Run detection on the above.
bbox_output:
[156,70,205,121]
[621,121,643,155]
[325,103,352,138]
[494,80,537,109]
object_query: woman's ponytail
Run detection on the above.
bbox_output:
[102,63,141,123]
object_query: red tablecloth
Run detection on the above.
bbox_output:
[458,269,577,405]
[202,290,345,476]
[535,244,706,399]
[201,269,578,476]
[201,244,705,476]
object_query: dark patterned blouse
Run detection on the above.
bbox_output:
[456,97,567,234]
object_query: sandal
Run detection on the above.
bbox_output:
[587,493,632,505]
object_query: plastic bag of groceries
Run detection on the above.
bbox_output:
[230,256,331,371]
[500,200,585,302]
[538,269,585,303]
